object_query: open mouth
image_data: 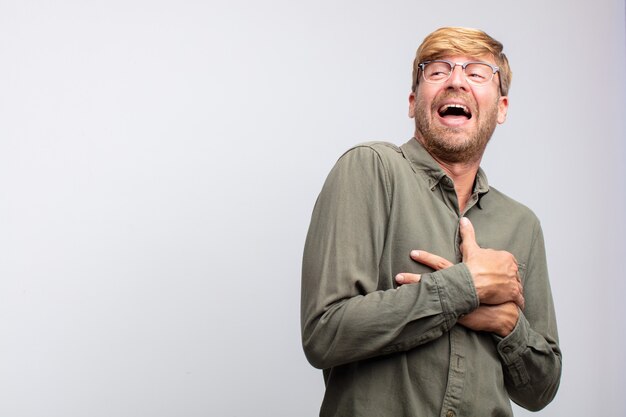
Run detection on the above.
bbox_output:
[438,104,472,120]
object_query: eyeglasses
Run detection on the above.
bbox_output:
[417,60,501,92]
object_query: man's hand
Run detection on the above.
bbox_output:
[393,218,523,337]
[460,217,524,309]
[458,302,519,337]
[394,248,519,337]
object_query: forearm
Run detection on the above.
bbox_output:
[301,264,478,369]
[495,221,561,410]
[496,312,562,410]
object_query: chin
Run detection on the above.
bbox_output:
[436,131,475,149]
[421,132,485,164]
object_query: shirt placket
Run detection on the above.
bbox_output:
[439,186,480,417]
[440,326,466,417]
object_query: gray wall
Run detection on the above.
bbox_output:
[0,0,624,416]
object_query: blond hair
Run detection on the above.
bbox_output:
[412,27,512,96]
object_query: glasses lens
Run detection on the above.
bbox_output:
[464,63,494,84]
[423,61,452,82]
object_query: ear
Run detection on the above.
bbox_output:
[408,92,416,118]
[497,96,509,124]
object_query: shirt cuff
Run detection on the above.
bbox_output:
[426,263,479,327]
[494,310,529,360]
[493,311,531,386]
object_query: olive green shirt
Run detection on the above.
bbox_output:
[301,138,561,417]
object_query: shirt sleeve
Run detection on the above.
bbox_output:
[493,221,562,411]
[301,146,478,369]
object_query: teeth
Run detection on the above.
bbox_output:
[441,104,469,113]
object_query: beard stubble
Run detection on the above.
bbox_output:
[414,93,500,164]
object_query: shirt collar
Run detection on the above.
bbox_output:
[399,137,490,197]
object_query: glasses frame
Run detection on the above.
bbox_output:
[417,60,503,95]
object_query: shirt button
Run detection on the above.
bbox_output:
[446,411,455,417]
[503,346,512,353]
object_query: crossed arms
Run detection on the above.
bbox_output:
[301,146,561,411]
[396,217,522,338]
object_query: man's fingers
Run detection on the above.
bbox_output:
[457,303,520,337]
[395,273,421,284]
[398,249,453,286]
[410,250,453,270]
[516,286,525,310]
[459,217,480,253]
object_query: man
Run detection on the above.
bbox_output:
[301,27,561,417]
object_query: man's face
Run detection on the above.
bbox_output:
[409,55,508,164]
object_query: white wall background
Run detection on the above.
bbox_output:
[0,1,624,416]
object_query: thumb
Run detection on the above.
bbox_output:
[460,217,479,254]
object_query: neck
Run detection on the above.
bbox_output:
[429,151,481,213]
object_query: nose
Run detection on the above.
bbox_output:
[446,63,470,91]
